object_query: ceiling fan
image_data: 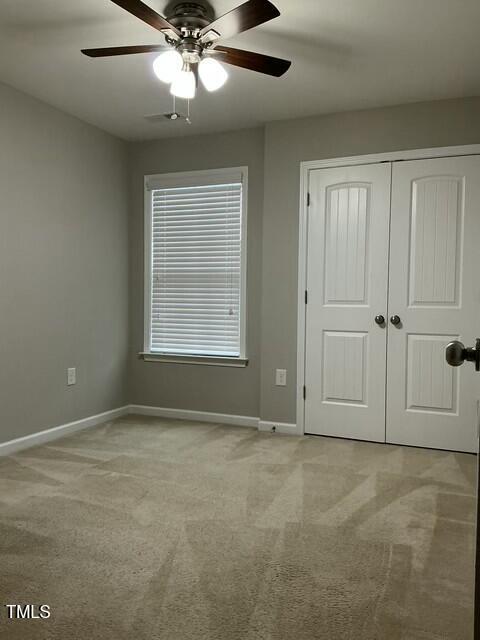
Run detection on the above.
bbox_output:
[81,0,291,99]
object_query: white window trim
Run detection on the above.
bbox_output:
[143,166,248,365]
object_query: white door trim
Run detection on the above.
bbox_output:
[297,144,480,436]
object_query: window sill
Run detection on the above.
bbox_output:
[139,352,249,368]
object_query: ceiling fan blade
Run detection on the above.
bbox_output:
[82,44,167,57]
[210,45,291,77]
[110,0,181,38]
[199,0,280,42]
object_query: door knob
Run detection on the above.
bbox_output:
[374,315,385,325]
[390,315,401,326]
[446,339,480,371]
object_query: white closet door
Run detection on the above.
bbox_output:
[305,163,391,441]
[387,156,480,453]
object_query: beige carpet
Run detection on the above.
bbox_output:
[0,415,476,639]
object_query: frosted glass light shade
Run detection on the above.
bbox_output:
[153,50,183,83]
[199,58,228,91]
[170,70,196,99]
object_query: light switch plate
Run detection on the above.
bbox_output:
[275,369,287,386]
[67,368,76,386]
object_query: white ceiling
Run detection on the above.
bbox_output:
[0,0,479,141]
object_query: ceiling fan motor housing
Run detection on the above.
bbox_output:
[167,2,212,30]
[165,2,216,61]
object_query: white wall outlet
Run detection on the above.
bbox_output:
[67,368,76,386]
[275,369,287,386]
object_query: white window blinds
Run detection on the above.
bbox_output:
[148,170,245,357]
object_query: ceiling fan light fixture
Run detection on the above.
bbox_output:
[153,49,183,83]
[170,68,196,99]
[81,0,291,101]
[199,58,228,92]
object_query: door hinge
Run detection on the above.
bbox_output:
[303,385,306,400]
[305,290,308,304]
[307,192,310,207]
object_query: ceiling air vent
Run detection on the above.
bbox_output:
[144,112,191,124]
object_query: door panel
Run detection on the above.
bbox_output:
[408,177,463,307]
[323,331,368,405]
[387,156,480,452]
[305,164,391,441]
[406,333,459,413]
[324,184,370,304]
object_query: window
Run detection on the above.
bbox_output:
[144,167,247,362]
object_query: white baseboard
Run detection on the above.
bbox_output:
[0,405,300,457]
[0,406,130,457]
[128,404,259,428]
[129,406,301,435]
[258,420,302,436]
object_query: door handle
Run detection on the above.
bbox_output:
[374,315,385,326]
[390,315,401,326]
[446,339,480,371]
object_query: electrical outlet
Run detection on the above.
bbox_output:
[275,369,287,386]
[67,368,76,386]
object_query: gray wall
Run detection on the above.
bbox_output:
[261,96,480,423]
[128,128,264,417]
[128,96,480,425]
[0,82,129,444]
[5,85,477,441]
